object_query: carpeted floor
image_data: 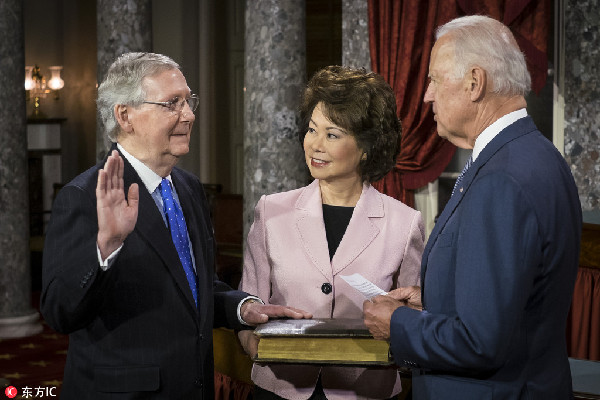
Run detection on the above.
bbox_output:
[0,294,67,399]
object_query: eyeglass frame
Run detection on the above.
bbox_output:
[142,94,199,113]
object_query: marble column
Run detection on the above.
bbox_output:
[96,0,152,160]
[564,0,600,212]
[342,0,371,70]
[244,0,309,236]
[0,0,43,338]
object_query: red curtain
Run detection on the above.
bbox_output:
[367,0,551,206]
[368,0,458,207]
[215,371,253,400]
[568,224,600,361]
[456,0,551,94]
[568,267,600,361]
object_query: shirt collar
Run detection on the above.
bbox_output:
[116,143,172,194]
[472,108,528,161]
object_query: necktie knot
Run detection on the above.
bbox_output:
[160,178,171,195]
[160,178,175,211]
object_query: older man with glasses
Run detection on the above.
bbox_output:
[40,52,311,400]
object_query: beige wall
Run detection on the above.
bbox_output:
[24,0,242,193]
[24,0,97,182]
[152,0,245,194]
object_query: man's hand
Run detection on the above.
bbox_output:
[363,295,404,340]
[240,301,313,326]
[96,150,139,260]
[237,330,259,358]
[387,286,422,311]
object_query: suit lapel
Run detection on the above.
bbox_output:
[331,183,381,275]
[119,151,199,314]
[295,180,333,280]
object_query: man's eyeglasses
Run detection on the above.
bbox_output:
[143,95,199,114]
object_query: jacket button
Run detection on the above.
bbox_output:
[321,283,332,294]
[194,379,202,388]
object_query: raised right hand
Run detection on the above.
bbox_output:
[96,150,139,260]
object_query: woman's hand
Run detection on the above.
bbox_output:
[237,330,260,358]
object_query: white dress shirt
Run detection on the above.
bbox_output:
[472,108,528,162]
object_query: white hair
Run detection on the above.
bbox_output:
[436,15,531,96]
[97,52,180,142]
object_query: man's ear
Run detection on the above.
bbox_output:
[468,66,486,101]
[114,104,134,133]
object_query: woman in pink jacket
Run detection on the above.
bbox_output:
[238,66,424,400]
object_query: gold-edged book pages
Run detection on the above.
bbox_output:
[253,318,393,366]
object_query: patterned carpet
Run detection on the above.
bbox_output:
[0,296,67,399]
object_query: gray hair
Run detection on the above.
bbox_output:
[436,15,531,96]
[97,52,181,142]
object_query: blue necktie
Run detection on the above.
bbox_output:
[451,156,473,197]
[160,178,198,306]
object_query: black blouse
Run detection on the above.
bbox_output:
[322,204,355,260]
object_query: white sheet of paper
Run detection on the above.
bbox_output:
[340,273,387,300]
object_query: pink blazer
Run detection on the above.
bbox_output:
[240,179,424,399]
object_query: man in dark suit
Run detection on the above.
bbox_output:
[41,52,310,399]
[363,16,582,400]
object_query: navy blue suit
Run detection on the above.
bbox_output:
[390,117,582,399]
[41,146,249,399]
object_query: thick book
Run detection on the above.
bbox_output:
[253,318,393,366]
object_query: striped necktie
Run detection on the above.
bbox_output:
[451,156,473,197]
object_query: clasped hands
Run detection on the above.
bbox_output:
[363,286,422,340]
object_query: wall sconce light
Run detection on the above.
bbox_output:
[25,65,64,118]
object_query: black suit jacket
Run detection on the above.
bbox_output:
[41,146,249,399]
